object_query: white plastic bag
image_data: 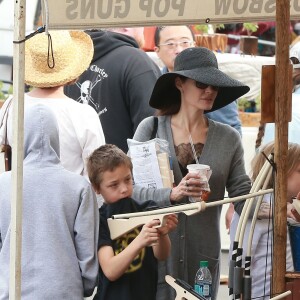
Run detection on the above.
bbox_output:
[127,138,174,189]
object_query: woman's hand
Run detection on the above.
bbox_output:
[170,173,204,202]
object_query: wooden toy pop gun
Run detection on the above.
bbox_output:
[165,275,207,300]
[107,189,273,240]
[107,202,206,240]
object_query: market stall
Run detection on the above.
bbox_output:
[8,0,296,299]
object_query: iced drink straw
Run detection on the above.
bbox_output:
[189,134,200,164]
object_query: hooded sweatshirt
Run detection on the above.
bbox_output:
[64,30,160,152]
[0,104,99,299]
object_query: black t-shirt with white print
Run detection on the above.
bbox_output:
[93,197,158,300]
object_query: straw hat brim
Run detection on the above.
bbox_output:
[25,31,93,88]
[149,68,250,113]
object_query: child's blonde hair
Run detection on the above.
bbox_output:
[87,144,132,191]
[251,142,300,188]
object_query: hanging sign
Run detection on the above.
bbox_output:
[44,0,300,29]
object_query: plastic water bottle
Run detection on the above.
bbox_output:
[194,261,212,300]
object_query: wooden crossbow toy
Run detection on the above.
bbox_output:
[108,189,273,240]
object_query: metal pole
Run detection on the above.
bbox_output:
[272,0,291,296]
[9,0,26,298]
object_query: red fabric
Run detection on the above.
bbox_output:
[142,27,156,52]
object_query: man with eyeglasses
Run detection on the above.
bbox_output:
[154,26,195,73]
[153,25,242,137]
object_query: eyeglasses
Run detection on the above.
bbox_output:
[195,81,219,91]
[158,40,193,50]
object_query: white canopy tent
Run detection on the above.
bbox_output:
[10,0,295,298]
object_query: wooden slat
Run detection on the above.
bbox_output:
[272,0,291,297]
[9,0,26,299]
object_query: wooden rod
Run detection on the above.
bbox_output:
[272,0,291,296]
[9,0,26,299]
[269,290,291,300]
[112,189,273,219]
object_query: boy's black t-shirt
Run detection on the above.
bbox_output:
[93,197,159,300]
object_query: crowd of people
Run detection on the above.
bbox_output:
[0,25,299,300]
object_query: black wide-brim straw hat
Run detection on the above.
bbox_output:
[149,47,250,113]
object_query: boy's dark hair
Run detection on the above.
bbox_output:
[154,25,195,47]
[87,144,132,191]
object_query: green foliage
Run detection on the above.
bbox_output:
[238,97,251,111]
[238,93,261,112]
[194,23,258,35]
[0,81,6,100]
[216,24,225,30]
[243,23,259,35]
[194,24,209,34]
[194,24,225,34]
[0,81,13,101]
[255,93,261,112]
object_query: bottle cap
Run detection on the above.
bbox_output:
[200,261,208,267]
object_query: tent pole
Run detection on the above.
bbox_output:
[272,0,291,296]
[9,0,26,299]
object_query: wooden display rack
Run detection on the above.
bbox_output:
[195,33,228,53]
[239,112,261,127]
[285,273,300,300]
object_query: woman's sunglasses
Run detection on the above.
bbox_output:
[195,81,219,91]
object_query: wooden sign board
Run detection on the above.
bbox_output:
[261,64,292,123]
[44,0,300,29]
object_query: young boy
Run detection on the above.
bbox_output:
[87,144,178,300]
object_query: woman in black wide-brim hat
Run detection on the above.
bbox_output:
[132,47,252,300]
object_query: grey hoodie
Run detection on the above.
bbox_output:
[0,104,99,299]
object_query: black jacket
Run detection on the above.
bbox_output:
[65,30,159,152]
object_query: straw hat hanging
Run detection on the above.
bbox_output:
[25,30,94,88]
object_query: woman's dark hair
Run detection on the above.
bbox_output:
[154,26,195,47]
[157,76,187,116]
[157,101,181,116]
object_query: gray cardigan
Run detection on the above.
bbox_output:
[133,115,251,300]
